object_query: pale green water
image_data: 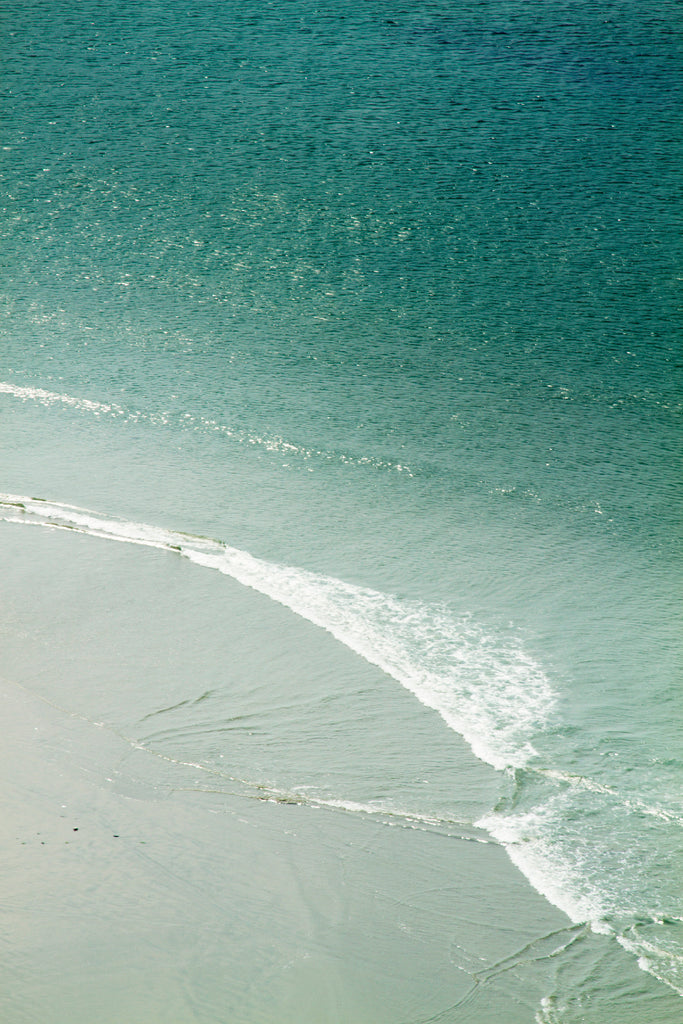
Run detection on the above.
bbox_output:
[1,1,681,1020]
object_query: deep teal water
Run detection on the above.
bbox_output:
[2,1,682,1019]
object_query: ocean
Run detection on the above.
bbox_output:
[1,2,681,1021]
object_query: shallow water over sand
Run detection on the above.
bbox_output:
[2,0,681,1019]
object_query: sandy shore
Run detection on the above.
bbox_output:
[2,675,579,1024]
[1,522,676,1023]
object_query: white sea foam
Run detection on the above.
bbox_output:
[534,767,683,824]
[477,799,683,996]
[3,493,681,995]
[619,938,683,996]
[252,787,492,841]
[0,493,554,772]
[534,995,565,1024]
[476,805,610,929]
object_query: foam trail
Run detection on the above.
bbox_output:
[476,805,608,928]
[0,494,554,772]
[477,802,683,996]
[0,381,125,417]
[0,380,412,473]
[4,495,681,996]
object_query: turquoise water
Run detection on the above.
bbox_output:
[2,2,682,1020]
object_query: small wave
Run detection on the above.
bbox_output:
[0,380,126,417]
[476,805,609,929]
[531,767,683,825]
[248,787,494,842]
[4,494,680,995]
[618,920,683,997]
[477,796,683,997]
[0,493,555,772]
[0,379,413,475]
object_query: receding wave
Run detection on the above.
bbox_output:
[0,493,553,772]
[478,793,683,996]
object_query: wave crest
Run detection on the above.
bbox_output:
[0,492,555,771]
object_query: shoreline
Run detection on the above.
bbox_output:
[1,521,679,1022]
[2,673,572,1024]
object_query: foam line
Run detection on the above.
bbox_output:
[0,493,555,772]
[0,380,413,473]
[0,380,125,416]
[3,494,680,995]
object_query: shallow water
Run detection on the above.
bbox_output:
[2,1,682,1020]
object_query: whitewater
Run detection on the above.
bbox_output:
[3,490,681,998]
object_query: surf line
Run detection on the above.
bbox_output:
[0,493,556,774]
[5,495,681,996]
[0,380,412,474]
[0,380,126,417]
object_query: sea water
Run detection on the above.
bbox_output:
[1,2,681,1021]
